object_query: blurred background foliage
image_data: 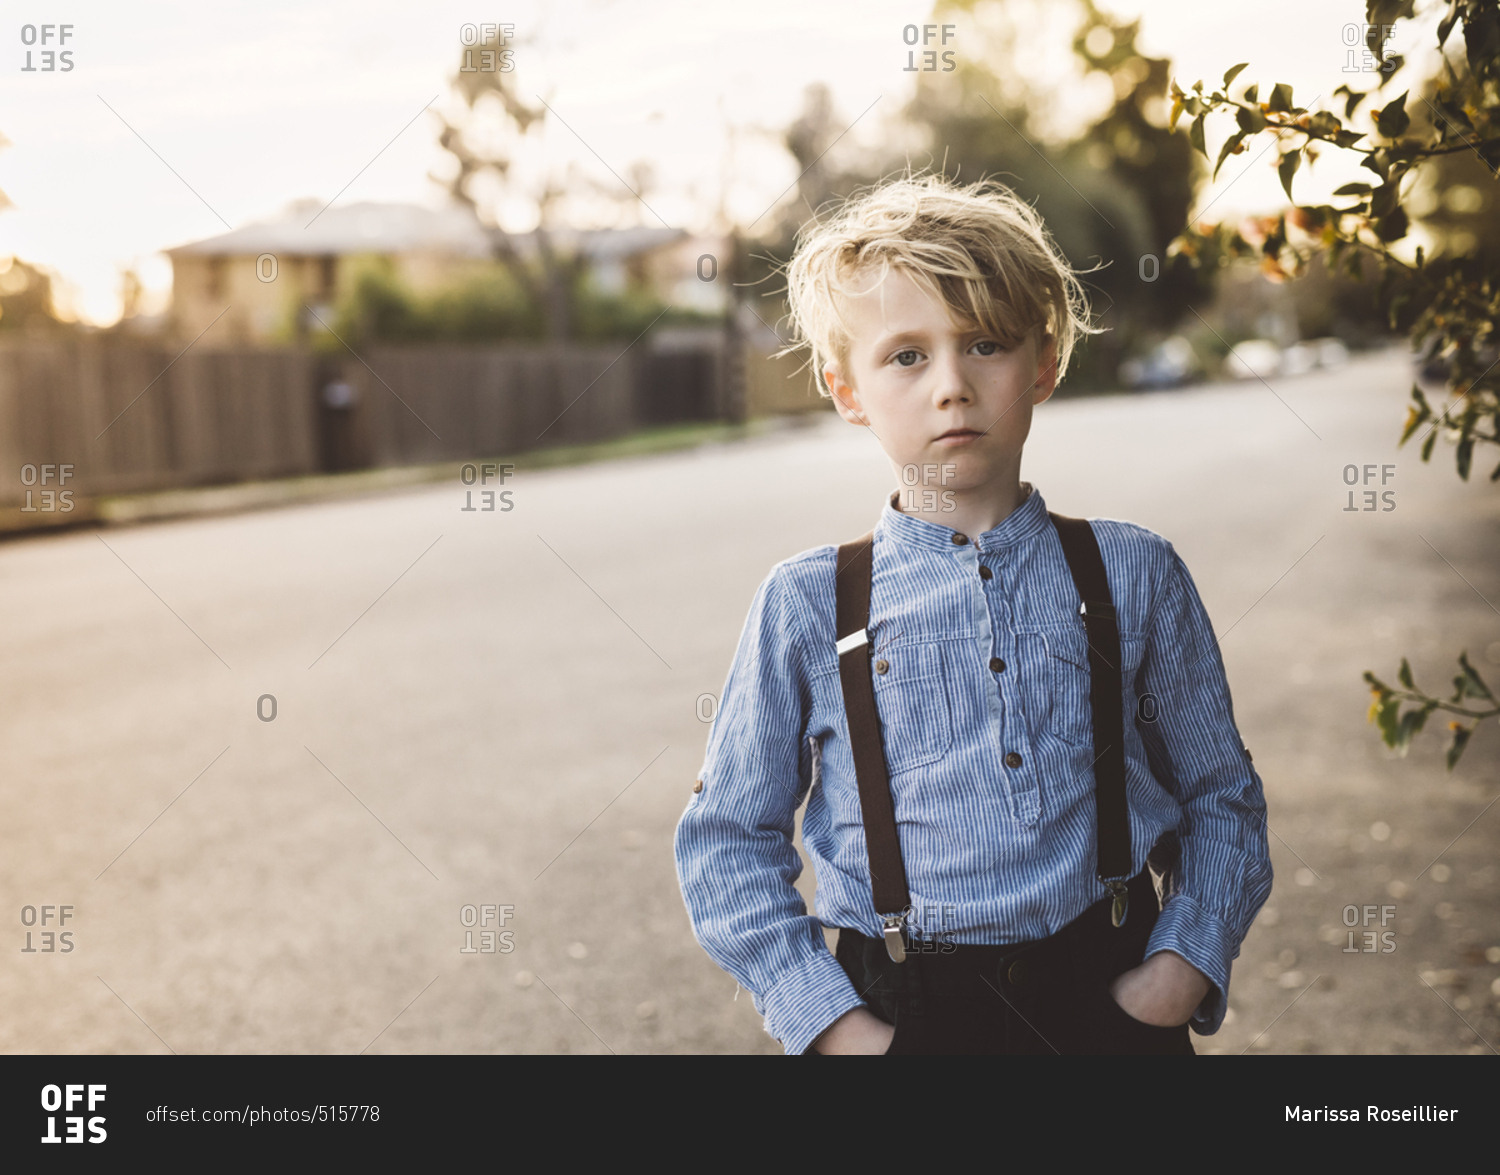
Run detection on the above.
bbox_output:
[738,0,1397,393]
[304,254,715,350]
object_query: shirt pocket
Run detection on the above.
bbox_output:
[870,639,955,775]
[1041,624,1144,748]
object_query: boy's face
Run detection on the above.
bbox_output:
[822,265,1057,495]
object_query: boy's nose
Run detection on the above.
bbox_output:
[929,351,974,406]
[932,376,974,408]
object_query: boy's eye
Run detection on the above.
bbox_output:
[890,341,1003,366]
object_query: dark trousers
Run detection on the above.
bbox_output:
[831,868,1195,1054]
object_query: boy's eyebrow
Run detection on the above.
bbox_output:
[869,324,987,349]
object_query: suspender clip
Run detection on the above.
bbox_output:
[1104,879,1129,928]
[1080,599,1116,619]
[881,914,907,963]
[835,628,870,656]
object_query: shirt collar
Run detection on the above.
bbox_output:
[875,481,1051,553]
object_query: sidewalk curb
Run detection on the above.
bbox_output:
[0,414,826,539]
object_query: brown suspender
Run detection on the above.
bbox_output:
[1049,512,1133,917]
[834,534,913,962]
[834,512,1132,964]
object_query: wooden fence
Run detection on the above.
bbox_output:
[0,329,771,526]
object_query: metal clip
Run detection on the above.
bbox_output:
[881,914,907,963]
[1105,879,1129,928]
[836,628,870,656]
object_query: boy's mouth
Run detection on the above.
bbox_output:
[934,427,983,444]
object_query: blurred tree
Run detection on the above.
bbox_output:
[781,82,874,225]
[0,257,66,333]
[320,251,699,347]
[0,127,11,213]
[741,1,1214,391]
[898,0,1210,387]
[1165,0,1500,766]
[734,82,874,352]
[429,25,663,341]
[0,129,66,333]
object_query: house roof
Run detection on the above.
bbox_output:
[165,200,686,261]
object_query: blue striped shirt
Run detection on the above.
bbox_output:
[673,482,1273,1054]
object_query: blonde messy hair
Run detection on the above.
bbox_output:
[777,170,1102,394]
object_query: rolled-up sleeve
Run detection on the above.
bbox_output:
[1137,543,1274,1034]
[673,563,865,1054]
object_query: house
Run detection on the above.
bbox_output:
[165,200,719,344]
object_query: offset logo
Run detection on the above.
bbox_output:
[20,24,75,72]
[40,1084,106,1144]
[20,904,75,953]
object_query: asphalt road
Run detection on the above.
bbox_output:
[3,343,1497,1054]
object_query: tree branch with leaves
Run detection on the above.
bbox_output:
[1166,0,1500,768]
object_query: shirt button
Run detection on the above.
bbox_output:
[1007,959,1029,985]
[951,533,968,545]
[989,657,1006,673]
[1004,751,1023,769]
[692,778,704,793]
[874,659,889,675]
[978,565,993,580]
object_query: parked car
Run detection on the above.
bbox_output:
[1224,338,1283,380]
[1118,335,1203,390]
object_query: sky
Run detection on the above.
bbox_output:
[0,0,1447,325]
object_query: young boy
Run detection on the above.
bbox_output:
[673,173,1272,1055]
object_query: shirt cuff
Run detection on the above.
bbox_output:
[1144,891,1237,1034]
[758,947,868,1055]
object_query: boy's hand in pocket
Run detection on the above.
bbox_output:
[812,1007,898,1054]
[1108,951,1210,1027]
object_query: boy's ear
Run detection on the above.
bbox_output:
[1031,330,1059,406]
[824,365,870,427]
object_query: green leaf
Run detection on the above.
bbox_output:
[1457,435,1474,479]
[1438,0,1460,45]
[1334,84,1367,119]
[1243,82,1259,104]
[1370,180,1400,218]
[1268,83,1294,113]
[1190,112,1206,156]
[1445,723,1472,770]
[1397,657,1415,690]
[1375,91,1410,138]
[1278,150,1301,201]
[1376,693,1405,749]
[1332,129,1367,148]
[1458,650,1495,702]
[1421,428,1437,461]
[1222,62,1249,90]
[1236,104,1268,133]
[1375,205,1409,242]
[1334,182,1373,196]
[1214,131,1247,180]
[1307,111,1343,137]
[1399,384,1431,444]
[1398,702,1436,745]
